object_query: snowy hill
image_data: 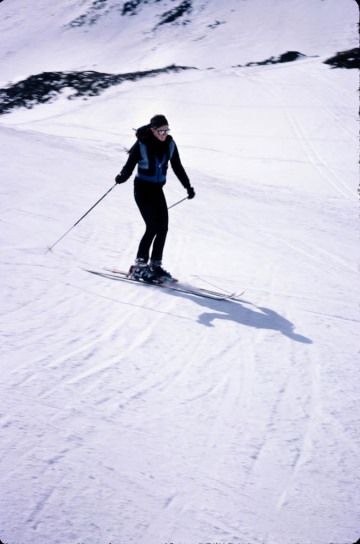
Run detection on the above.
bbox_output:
[0,1,359,543]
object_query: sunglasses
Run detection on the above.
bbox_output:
[156,129,170,135]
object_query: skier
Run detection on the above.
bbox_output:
[115,114,195,282]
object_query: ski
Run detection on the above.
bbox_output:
[84,268,237,301]
[102,267,244,301]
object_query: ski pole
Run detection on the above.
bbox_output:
[167,196,188,210]
[45,184,116,254]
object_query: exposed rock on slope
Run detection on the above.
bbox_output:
[0,65,195,115]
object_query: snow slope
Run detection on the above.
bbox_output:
[0,1,359,543]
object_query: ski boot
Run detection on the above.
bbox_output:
[149,260,175,282]
[128,258,157,283]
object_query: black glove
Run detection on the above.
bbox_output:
[187,186,195,199]
[115,174,126,184]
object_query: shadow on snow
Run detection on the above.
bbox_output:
[167,288,312,344]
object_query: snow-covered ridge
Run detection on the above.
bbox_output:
[67,0,194,28]
[0,0,357,81]
[1,48,357,116]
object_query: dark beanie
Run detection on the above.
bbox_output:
[150,114,169,128]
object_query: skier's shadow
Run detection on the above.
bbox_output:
[173,290,312,344]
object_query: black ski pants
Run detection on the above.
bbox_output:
[134,178,168,262]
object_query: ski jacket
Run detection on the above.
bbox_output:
[117,125,191,189]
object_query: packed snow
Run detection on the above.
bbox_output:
[0,1,359,543]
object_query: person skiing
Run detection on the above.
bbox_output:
[115,114,195,282]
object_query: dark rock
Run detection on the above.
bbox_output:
[0,65,196,115]
[245,51,306,67]
[324,48,359,69]
[157,0,192,26]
